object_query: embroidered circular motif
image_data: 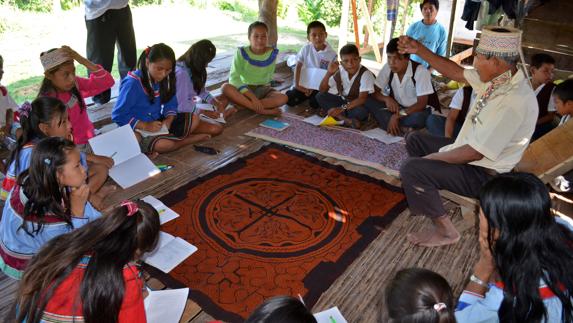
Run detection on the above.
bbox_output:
[197,178,345,258]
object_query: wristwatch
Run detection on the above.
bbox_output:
[341,104,348,111]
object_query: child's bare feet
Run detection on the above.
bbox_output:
[187,134,211,143]
[223,107,238,119]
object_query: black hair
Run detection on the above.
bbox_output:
[554,79,573,103]
[307,20,327,35]
[0,54,3,67]
[38,48,86,113]
[245,296,317,323]
[177,39,216,94]
[136,43,176,104]
[479,172,573,323]
[385,268,455,323]
[17,137,77,237]
[386,37,410,58]
[531,53,556,69]
[9,97,67,177]
[420,0,439,11]
[339,44,360,57]
[16,200,160,323]
[248,21,268,38]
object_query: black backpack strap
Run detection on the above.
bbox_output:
[333,71,343,97]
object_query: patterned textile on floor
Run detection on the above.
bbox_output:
[247,114,408,177]
[152,144,407,322]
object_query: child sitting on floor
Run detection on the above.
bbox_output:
[245,296,317,323]
[0,97,112,208]
[316,44,375,129]
[530,53,558,141]
[0,137,102,279]
[385,267,455,322]
[286,21,337,109]
[222,21,288,115]
[426,85,475,139]
[14,200,158,323]
[365,37,439,136]
[113,43,210,155]
[176,39,235,137]
[38,46,115,147]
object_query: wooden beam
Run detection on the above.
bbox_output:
[359,0,381,62]
[449,47,473,65]
[351,0,360,48]
[446,0,458,57]
[339,0,351,53]
[363,0,375,46]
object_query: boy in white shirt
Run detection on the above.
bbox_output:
[316,44,375,128]
[550,79,573,192]
[530,53,558,141]
[365,38,439,136]
[286,21,337,109]
[426,86,476,138]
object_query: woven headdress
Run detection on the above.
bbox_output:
[40,48,71,72]
[476,26,522,58]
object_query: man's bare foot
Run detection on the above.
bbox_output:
[408,215,461,247]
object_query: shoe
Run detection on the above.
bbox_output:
[550,176,571,193]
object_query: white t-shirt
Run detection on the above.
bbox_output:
[440,69,538,173]
[0,89,18,126]
[375,61,434,108]
[84,0,129,20]
[449,87,476,111]
[296,42,337,70]
[533,82,557,112]
[328,66,375,97]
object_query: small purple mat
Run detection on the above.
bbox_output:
[247,114,408,173]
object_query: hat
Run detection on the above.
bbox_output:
[476,26,522,58]
[40,48,71,72]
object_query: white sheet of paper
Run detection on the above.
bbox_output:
[144,288,189,323]
[136,124,169,138]
[302,115,325,126]
[144,234,198,273]
[108,154,160,189]
[200,113,226,124]
[314,307,348,323]
[142,196,180,224]
[299,67,328,91]
[89,125,140,164]
[362,128,404,145]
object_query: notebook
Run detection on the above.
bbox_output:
[143,231,198,273]
[142,195,180,224]
[88,125,160,189]
[136,124,169,137]
[314,306,348,323]
[303,115,345,127]
[144,288,189,323]
[299,67,328,91]
[259,119,289,131]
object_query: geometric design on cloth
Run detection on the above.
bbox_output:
[154,145,407,322]
[247,114,408,177]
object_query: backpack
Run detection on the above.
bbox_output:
[387,60,442,113]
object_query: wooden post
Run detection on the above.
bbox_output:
[363,0,374,47]
[338,0,351,53]
[446,0,458,57]
[258,0,278,47]
[351,0,360,48]
[399,0,410,36]
[358,0,381,62]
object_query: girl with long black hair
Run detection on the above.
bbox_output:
[456,172,573,322]
[13,200,159,323]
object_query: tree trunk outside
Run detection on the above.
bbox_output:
[258,0,278,47]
